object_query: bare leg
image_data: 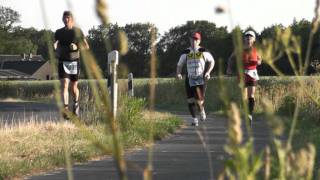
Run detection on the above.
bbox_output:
[187,98,196,118]
[197,100,204,112]
[243,87,248,100]
[195,86,206,121]
[247,86,256,115]
[71,80,80,115]
[61,78,70,109]
[70,80,79,102]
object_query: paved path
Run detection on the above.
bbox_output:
[26,114,270,180]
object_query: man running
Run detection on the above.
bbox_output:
[226,30,261,125]
[176,32,215,126]
[54,11,89,118]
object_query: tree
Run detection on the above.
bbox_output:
[87,23,159,77]
[87,23,123,75]
[0,6,20,31]
[157,20,231,76]
[259,20,318,75]
[123,23,159,77]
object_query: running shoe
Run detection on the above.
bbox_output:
[200,110,206,121]
[191,118,199,126]
[248,114,253,126]
[73,102,80,116]
[63,104,69,120]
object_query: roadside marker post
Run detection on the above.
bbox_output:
[108,50,119,118]
[128,73,134,97]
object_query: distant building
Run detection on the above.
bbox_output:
[0,54,53,80]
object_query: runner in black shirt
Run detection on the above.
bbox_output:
[54,11,89,118]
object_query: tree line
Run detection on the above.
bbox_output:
[1,6,319,78]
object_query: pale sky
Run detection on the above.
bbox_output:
[0,0,315,35]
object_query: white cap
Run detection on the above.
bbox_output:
[244,30,256,40]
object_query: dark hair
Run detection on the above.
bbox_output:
[63,11,73,17]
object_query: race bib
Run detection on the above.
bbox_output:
[188,75,204,86]
[244,69,259,80]
[63,61,78,75]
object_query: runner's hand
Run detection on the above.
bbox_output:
[204,73,210,80]
[176,74,183,80]
[70,43,78,51]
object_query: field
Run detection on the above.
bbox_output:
[1,77,320,179]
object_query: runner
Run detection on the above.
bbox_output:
[176,32,215,126]
[226,30,261,125]
[54,11,89,118]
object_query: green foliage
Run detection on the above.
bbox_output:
[0,80,55,100]
[118,96,146,131]
[87,23,158,77]
[224,141,264,180]
[0,101,182,179]
[0,6,20,31]
[277,95,296,116]
[1,5,319,78]
[157,20,232,76]
[87,24,121,74]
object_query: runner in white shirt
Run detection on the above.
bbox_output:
[176,32,215,126]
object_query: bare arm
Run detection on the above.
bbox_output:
[176,65,183,79]
[176,54,186,79]
[82,38,90,50]
[54,40,59,50]
[206,61,215,74]
[257,54,262,65]
[176,65,183,75]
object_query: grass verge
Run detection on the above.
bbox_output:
[0,110,182,179]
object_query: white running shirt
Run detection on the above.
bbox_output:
[177,47,214,78]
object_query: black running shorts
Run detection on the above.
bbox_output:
[185,77,206,101]
[58,60,80,81]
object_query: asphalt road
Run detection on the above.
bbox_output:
[0,101,59,125]
[26,114,270,180]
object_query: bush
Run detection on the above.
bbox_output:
[118,96,146,131]
[277,95,296,116]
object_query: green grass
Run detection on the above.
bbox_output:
[0,110,182,179]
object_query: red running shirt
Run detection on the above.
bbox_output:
[242,48,259,70]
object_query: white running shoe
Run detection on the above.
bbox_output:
[191,118,199,126]
[200,110,206,121]
[73,102,80,116]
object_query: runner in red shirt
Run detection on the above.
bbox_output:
[226,30,261,125]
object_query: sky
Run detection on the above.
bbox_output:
[0,0,316,35]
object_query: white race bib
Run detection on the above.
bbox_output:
[188,76,204,86]
[63,61,78,75]
[244,69,259,80]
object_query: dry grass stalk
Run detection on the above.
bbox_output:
[264,146,271,180]
[227,103,242,145]
[118,30,128,55]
